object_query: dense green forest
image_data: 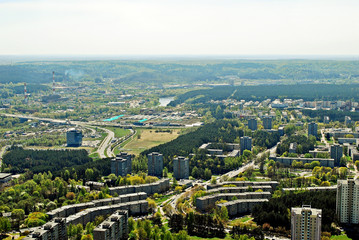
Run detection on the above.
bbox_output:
[252,191,338,234]
[0,59,358,84]
[3,147,93,174]
[302,109,359,122]
[170,84,359,106]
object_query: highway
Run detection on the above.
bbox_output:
[96,126,115,158]
[0,113,116,159]
[0,113,187,159]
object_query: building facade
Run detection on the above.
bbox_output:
[330,144,343,167]
[308,122,318,138]
[262,116,272,129]
[173,156,189,180]
[66,129,82,147]
[248,118,258,131]
[291,206,322,240]
[336,179,359,224]
[111,153,132,177]
[147,152,163,177]
[240,136,252,155]
[93,210,128,240]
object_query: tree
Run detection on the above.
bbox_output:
[191,166,199,179]
[163,167,168,177]
[310,161,320,169]
[355,160,359,170]
[340,157,347,167]
[220,206,229,222]
[0,217,11,234]
[211,176,217,184]
[81,235,93,240]
[175,186,182,194]
[11,209,25,230]
[85,168,94,181]
[204,168,212,180]
[147,198,156,213]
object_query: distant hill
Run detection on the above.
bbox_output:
[0,59,358,85]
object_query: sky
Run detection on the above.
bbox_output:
[0,0,359,56]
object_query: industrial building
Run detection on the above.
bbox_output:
[336,179,359,224]
[147,152,163,177]
[291,206,322,240]
[66,128,82,147]
[173,156,189,180]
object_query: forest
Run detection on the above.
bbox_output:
[170,84,359,106]
[302,109,359,122]
[3,147,93,174]
[0,59,358,85]
[252,191,338,234]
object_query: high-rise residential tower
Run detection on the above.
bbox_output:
[173,156,189,180]
[336,179,359,224]
[148,152,164,177]
[291,206,322,240]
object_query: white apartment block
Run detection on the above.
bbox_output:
[291,206,322,240]
[336,179,359,224]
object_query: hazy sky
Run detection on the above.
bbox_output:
[1,0,359,56]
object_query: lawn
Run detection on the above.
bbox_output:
[105,127,131,138]
[229,215,253,226]
[121,128,180,155]
[189,234,232,240]
[331,234,352,240]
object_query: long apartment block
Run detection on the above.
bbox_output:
[207,181,279,191]
[47,192,147,219]
[217,199,269,217]
[108,178,170,196]
[196,192,271,211]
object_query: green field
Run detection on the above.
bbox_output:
[122,129,180,155]
[105,127,131,138]
[331,234,352,240]
[189,234,232,240]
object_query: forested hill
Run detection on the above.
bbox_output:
[169,84,359,105]
[0,59,358,84]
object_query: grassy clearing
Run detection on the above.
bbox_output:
[155,194,173,204]
[229,215,253,226]
[89,152,100,160]
[122,129,180,155]
[105,127,131,138]
[331,234,352,240]
[189,234,232,240]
